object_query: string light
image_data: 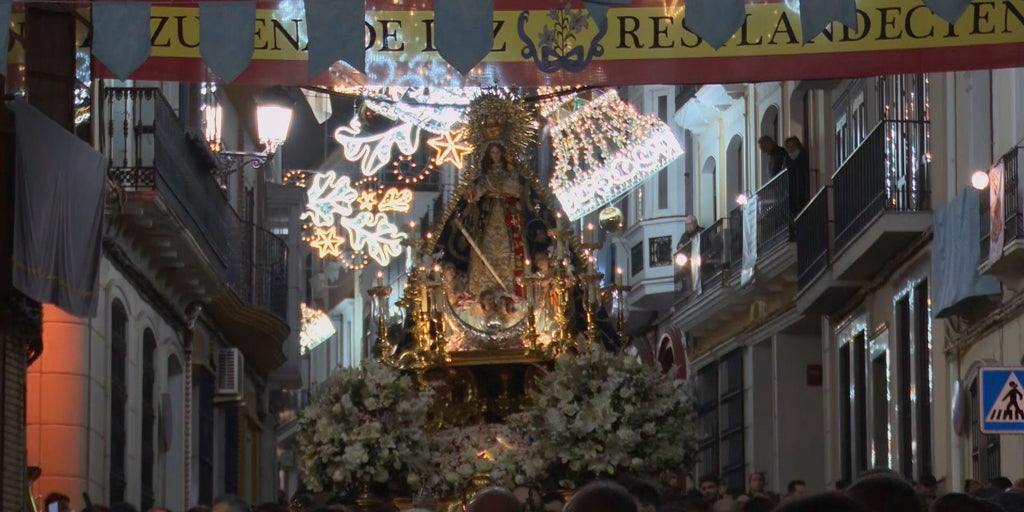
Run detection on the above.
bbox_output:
[391,154,435,185]
[283,169,307,188]
[548,90,683,221]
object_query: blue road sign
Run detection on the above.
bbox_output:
[980,367,1024,434]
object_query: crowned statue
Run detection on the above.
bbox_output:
[400,94,582,356]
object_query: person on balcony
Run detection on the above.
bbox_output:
[677,215,703,251]
[784,136,811,217]
[759,136,788,178]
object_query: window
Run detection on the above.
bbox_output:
[649,236,672,267]
[838,329,868,482]
[109,300,128,505]
[630,242,644,276]
[657,94,670,210]
[969,378,1000,480]
[896,281,933,478]
[869,336,889,470]
[141,329,156,511]
[696,350,745,491]
[196,367,215,505]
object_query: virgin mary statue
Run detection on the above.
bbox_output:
[427,94,565,346]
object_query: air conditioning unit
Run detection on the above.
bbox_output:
[215,348,244,403]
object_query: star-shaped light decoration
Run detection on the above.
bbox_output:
[309,225,346,258]
[357,190,379,211]
[426,127,474,168]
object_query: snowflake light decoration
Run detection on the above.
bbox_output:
[301,170,411,267]
[333,115,421,176]
[426,127,474,168]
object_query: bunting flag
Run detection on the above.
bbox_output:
[583,0,631,27]
[199,1,256,83]
[93,2,152,80]
[434,0,494,75]
[923,0,974,25]
[683,0,746,49]
[0,0,9,76]
[305,0,365,78]
[799,0,858,43]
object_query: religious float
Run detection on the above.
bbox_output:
[297,93,700,511]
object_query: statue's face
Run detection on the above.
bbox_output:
[488,144,502,162]
[535,256,550,272]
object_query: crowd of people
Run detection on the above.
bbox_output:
[41,469,1024,512]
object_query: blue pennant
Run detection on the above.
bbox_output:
[434,0,494,75]
[200,1,256,83]
[306,0,365,79]
[799,0,857,43]
[93,2,152,79]
[0,0,10,76]
[923,0,973,24]
[684,0,746,50]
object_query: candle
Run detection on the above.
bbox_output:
[587,222,595,244]
[376,271,383,287]
[616,267,623,287]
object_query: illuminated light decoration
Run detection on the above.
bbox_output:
[366,99,467,135]
[339,212,407,266]
[301,171,359,227]
[309,225,347,258]
[354,175,379,187]
[426,127,474,168]
[333,115,421,176]
[357,190,380,211]
[391,154,435,185]
[300,303,336,354]
[548,90,684,221]
[336,250,371,271]
[283,169,307,188]
[377,187,413,213]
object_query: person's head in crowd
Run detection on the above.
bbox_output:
[45,493,72,512]
[211,495,249,512]
[985,490,1024,512]
[932,493,1004,512]
[564,481,638,512]
[710,495,738,512]
[699,475,721,502]
[784,136,804,159]
[788,480,808,498]
[846,472,923,512]
[989,477,1014,492]
[965,480,985,496]
[758,136,779,154]
[624,478,660,512]
[774,493,864,512]
[748,472,767,494]
[466,487,520,512]
[741,496,774,512]
[917,474,939,501]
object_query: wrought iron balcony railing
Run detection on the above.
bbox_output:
[979,146,1023,264]
[796,186,831,290]
[757,168,794,253]
[832,120,930,254]
[103,87,288,322]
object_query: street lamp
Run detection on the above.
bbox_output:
[971,170,990,190]
[208,87,295,176]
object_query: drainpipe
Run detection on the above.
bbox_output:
[182,303,203,506]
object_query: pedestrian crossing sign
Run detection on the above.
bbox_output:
[980,367,1024,434]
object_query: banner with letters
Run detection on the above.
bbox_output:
[6,0,1024,87]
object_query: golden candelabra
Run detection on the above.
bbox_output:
[368,275,393,362]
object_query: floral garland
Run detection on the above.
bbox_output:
[513,346,702,489]
[297,361,435,495]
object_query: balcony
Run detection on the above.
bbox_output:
[623,216,684,325]
[795,187,859,314]
[103,87,289,374]
[979,146,1024,289]
[794,120,930,315]
[671,169,801,338]
[830,120,932,280]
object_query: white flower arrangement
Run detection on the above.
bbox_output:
[423,421,530,497]
[514,346,702,489]
[297,360,435,495]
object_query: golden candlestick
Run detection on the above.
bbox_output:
[368,282,394,364]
